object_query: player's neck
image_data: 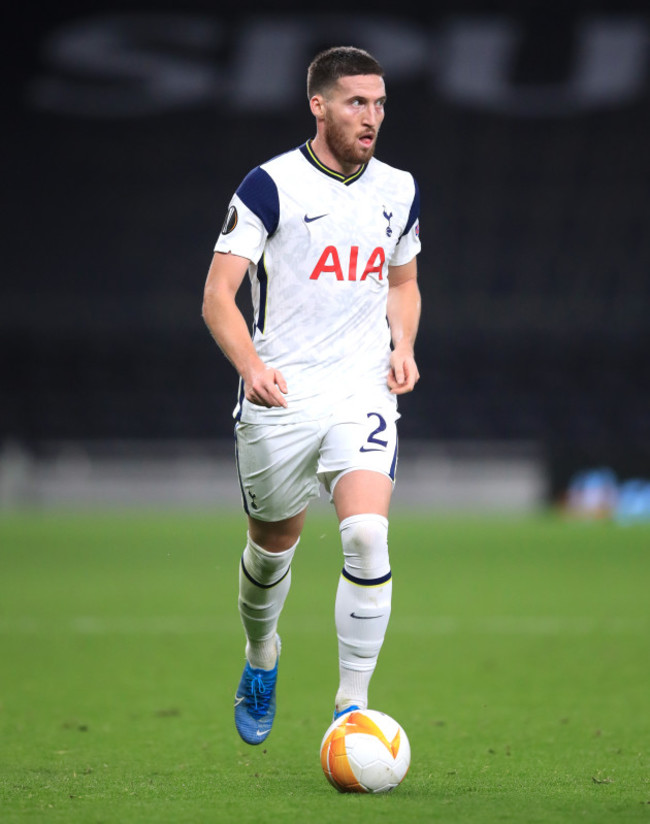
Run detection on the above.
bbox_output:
[309,136,361,178]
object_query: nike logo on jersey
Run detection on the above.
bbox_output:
[350,612,383,619]
[304,213,329,223]
[359,446,385,453]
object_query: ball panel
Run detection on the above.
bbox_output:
[321,726,366,793]
[319,709,411,794]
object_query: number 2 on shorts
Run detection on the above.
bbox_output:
[359,412,388,452]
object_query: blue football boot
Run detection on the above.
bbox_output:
[333,704,360,721]
[234,638,280,745]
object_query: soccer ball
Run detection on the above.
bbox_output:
[320,709,411,793]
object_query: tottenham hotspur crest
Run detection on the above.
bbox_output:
[382,205,393,237]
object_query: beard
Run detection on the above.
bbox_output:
[322,111,378,169]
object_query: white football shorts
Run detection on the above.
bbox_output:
[234,398,399,522]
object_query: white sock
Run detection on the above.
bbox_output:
[334,514,391,712]
[238,533,297,670]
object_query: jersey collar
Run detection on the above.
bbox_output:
[300,140,368,185]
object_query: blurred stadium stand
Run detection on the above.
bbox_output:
[2,3,649,507]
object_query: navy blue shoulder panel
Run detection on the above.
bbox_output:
[236,166,280,236]
[402,177,420,237]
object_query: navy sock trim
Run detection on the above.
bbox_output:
[241,556,291,589]
[341,567,392,587]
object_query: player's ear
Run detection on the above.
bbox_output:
[310,94,326,119]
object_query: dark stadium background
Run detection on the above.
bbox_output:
[3,1,649,502]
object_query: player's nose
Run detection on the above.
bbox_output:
[363,104,381,126]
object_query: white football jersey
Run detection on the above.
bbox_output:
[214,141,421,423]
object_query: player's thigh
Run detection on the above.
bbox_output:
[331,469,393,520]
[235,420,321,522]
[248,508,308,552]
[317,400,399,498]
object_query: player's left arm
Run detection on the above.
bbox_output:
[386,256,421,395]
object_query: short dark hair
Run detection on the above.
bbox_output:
[307,46,384,98]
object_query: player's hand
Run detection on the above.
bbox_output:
[387,349,420,395]
[245,365,289,408]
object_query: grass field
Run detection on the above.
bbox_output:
[1,509,649,823]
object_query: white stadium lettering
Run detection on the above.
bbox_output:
[26,13,650,118]
[26,13,225,117]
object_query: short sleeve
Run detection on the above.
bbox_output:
[214,166,280,262]
[389,176,421,266]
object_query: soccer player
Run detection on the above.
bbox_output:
[202,45,421,745]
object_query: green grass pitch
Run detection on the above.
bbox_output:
[1,509,649,823]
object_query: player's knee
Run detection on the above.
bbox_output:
[339,513,390,580]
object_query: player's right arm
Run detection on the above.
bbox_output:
[202,251,288,408]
